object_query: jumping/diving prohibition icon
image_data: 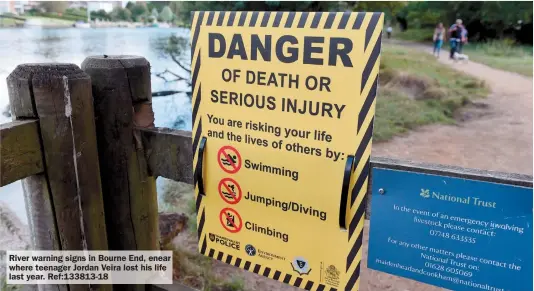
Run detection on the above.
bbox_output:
[218,178,242,204]
[219,208,243,233]
[217,145,242,174]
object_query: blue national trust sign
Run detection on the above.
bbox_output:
[367,168,532,291]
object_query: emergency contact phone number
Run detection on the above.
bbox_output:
[429,229,477,244]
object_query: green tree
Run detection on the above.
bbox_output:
[479,1,532,38]
[151,8,159,19]
[65,7,87,17]
[39,1,68,13]
[402,1,533,40]
[160,6,173,22]
[91,9,111,21]
[171,1,352,24]
[131,3,148,21]
[126,1,135,11]
[354,1,407,23]
[111,7,132,22]
[147,1,169,13]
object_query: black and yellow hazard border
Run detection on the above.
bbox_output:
[192,11,383,291]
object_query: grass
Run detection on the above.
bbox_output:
[1,14,75,27]
[374,43,489,141]
[462,41,533,76]
[396,28,533,76]
[0,18,24,27]
[395,28,435,43]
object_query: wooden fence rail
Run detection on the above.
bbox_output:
[0,56,532,291]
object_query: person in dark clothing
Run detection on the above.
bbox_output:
[449,19,463,59]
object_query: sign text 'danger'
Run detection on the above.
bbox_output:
[209,33,354,67]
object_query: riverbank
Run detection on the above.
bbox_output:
[0,15,176,29]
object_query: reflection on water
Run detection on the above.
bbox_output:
[0,28,192,224]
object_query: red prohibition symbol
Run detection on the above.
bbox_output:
[217,145,242,174]
[218,178,242,204]
[219,207,243,233]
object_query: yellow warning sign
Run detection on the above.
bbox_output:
[192,11,384,291]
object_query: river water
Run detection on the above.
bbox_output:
[0,27,192,224]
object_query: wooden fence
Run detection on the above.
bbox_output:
[1,56,531,291]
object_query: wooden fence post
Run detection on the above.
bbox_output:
[7,64,110,291]
[81,56,159,255]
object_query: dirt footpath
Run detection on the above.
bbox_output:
[374,41,533,176]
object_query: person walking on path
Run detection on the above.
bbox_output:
[458,25,468,53]
[433,22,445,57]
[449,19,463,59]
[386,25,393,39]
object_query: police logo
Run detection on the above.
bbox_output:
[209,233,240,250]
[291,257,311,275]
[245,244,256,256]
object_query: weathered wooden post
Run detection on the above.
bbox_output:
[81,56,158,253]
[7,64,110,291]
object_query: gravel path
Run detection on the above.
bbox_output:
[374,40,533,176]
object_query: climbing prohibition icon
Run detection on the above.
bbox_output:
[219,207,243,233]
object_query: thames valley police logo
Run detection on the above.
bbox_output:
[291,256,311,275]
[209,233,240,250]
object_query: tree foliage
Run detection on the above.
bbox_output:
[160,6,174,22]
[125,2,135,11]
[171,1,355,24]
[401,1,533,41]
[91,9,111,21]
[147,1,170,14]
[130,3,148,21]
[111,7,131,22]
[65,7,87,17]
[354,1,406,22]
[39,1,68,13]
[151,8,159,19]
